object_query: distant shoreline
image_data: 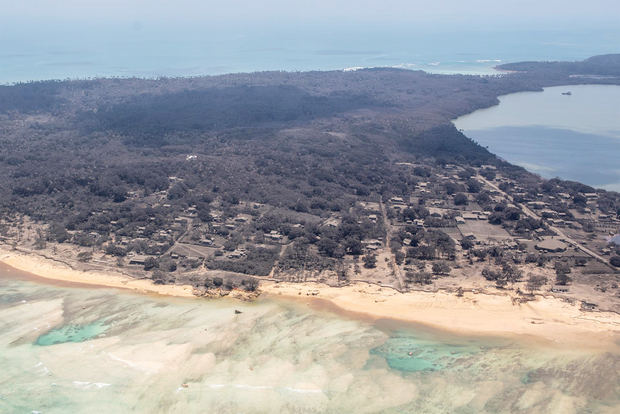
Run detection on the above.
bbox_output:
[2,247,618,350]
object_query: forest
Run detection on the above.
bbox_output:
[0,54,619,286]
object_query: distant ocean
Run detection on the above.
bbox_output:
[1,21,620,83]
[3,21,620,190]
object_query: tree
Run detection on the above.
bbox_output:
[555,266,572,285]
[34,230,47,250]
[432,261,451,275]
[610,256,620,267]
[502,263,522,283]
[526,274,547,293]
[243,277,259,292]
[554,261,572,275]
[488,212,503,225]
[152,270,167,285]
[406,271,432,285]
[144,257,158,271]
[460,239,474,250]
[466,178,482,193]
[454,193,468,206]
[77,251,92,262]
[47,223,70,243]
[482,267,501,281]
[318,237,339,257]
[345,238,363,256]
[362,253,377,269]
[394,251,405,265]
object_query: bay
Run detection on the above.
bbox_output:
[454,85,620,191]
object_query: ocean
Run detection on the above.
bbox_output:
[1,22,619,83]
[1,269,618,413]
[1,21,620,412]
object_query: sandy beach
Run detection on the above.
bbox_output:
[262,281,620,349]
[1,247,619,348]
[0,248,196,298]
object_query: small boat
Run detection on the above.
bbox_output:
[561,91,572,96]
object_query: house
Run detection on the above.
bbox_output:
[129,255,149,266]
[200,238,214,246]
[462,213,479,221]
[227,251,246,259]
[527,201,547,210]
[323,218,340,228]
[535,238,567,253]
[265,230,283,241]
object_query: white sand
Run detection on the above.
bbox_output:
[263,281,620,349]
[2,247,619,348]
[0,248,196,298]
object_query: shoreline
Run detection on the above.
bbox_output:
[1,247,619,348]
[262,281,620,350]
[0,247,196,298]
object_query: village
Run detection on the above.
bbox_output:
[1,160,619,312]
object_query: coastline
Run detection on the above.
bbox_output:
[0,247,196,298]
[1,247,619,348]
[262,281,620,349]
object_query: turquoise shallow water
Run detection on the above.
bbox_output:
[369,331,482,372]
[35,321,108,346]
[0,269,618,413]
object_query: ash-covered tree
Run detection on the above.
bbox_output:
[362,253,377,269]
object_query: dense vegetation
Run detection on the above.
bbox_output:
[1,55,619,284]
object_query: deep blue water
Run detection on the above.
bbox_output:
[2,21,619,83]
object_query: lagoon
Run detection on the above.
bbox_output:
[1,269,618,413]
[454,85,620,191]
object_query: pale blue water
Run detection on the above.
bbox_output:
[1,268,619,413]
[454,85,620,191]
[1,21,619,83]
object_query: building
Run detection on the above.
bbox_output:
[129,255,149,266]
[535,238,567,253]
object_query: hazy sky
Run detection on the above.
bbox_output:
[3,0,620,27]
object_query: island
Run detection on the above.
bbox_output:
[1,55,619,343]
